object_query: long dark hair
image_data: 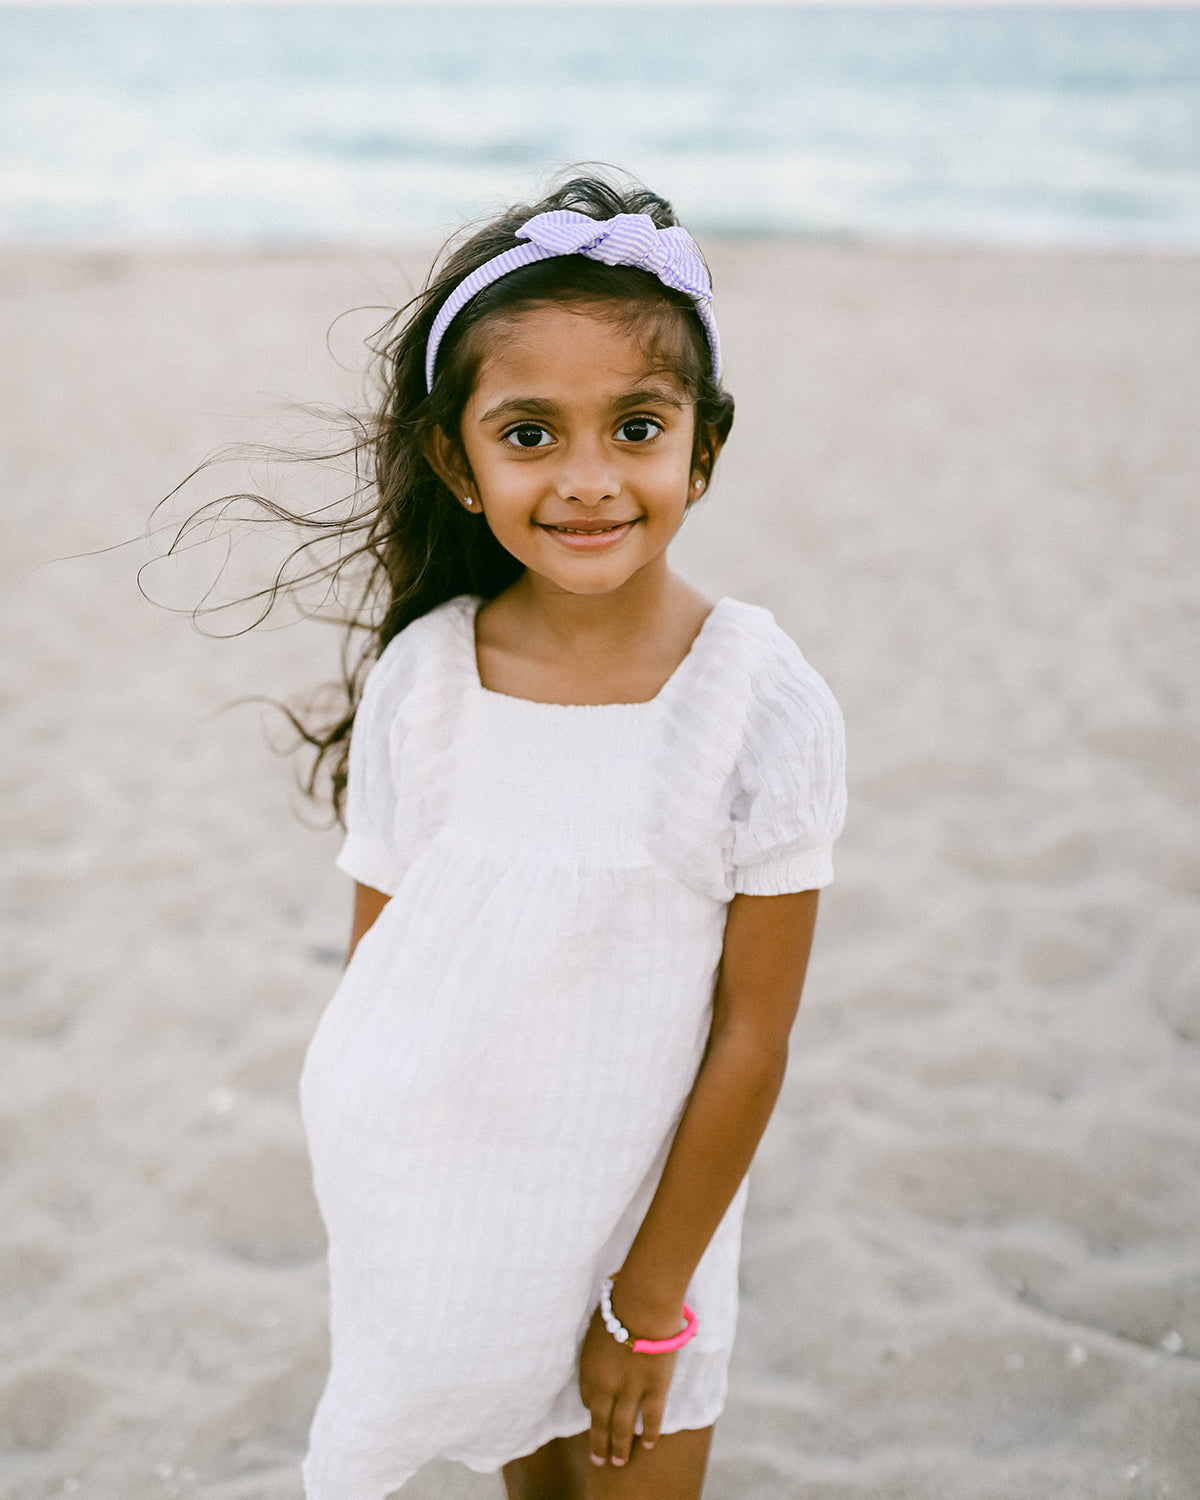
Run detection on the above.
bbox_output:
[167,170,735,817]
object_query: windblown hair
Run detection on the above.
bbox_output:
[168,171,735,818]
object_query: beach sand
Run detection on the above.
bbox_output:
[2,241,1198,1500]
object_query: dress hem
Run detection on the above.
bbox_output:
[456,1404,726,1475]
[303,1407,727,1499]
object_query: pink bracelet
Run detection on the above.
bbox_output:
[599,1277,699,1355]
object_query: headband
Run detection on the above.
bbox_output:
[424,209,722,392]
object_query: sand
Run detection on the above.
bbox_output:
[1,240,1198,1500]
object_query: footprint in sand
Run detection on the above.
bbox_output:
[1016,910,1115,985]
[860,1138,1173,1254]
[1149,911,1200,1043]
[0,1240,66,1310]
[1017,1257,1198,1355]
[0,1366,100,1452]
[182,1140,325,1265]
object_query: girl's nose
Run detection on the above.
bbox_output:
[556,441,621,506]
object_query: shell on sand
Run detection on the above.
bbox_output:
[1,244,1199,1499]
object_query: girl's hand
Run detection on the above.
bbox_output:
[578,1305,679,1468]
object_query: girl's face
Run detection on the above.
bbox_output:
[442,303,711,598]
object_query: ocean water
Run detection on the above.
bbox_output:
[2,5,1199,247]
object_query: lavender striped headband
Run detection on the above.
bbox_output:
[424,209,722,392]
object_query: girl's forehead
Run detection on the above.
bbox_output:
[469,301,692,398]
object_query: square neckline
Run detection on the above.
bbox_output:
[463,594,732,710]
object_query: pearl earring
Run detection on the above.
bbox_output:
[693,479,705,493]
[462,496,474,509]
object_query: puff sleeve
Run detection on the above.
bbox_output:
[730,638,846,896]
[335,636,414,896]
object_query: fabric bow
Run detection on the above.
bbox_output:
[514,211,715,304]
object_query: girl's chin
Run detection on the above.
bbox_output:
[523,556,659,598]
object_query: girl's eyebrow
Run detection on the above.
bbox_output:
[478,396,561,424]
[478,387,686,425]
[613,387,687,412]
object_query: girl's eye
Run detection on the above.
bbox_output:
[614,417,662,444]
[503,424,553,449]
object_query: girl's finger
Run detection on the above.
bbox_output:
[589,1397,615,1467]
[639,1395,666,1451]
[608,1394,640,1468]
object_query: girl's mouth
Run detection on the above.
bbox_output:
[539,520,637,552]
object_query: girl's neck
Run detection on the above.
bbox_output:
[515,562,695,643]
[476,566,713,707]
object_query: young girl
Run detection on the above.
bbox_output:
[295,174,846,1500]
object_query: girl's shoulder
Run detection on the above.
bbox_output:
[711,595,818,661]
[693,597,842,731]
[651,598,845,900]
[362,595,476,697]
[371,594,474,669]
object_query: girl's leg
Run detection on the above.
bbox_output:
[502,1435,590,1500]
[584,1426,713,1500]
[502,1427,712,1500]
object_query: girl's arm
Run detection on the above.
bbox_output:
[578,887,819,1468]
[347,881,390,965]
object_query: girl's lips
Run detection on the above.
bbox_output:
[539,520,637,552]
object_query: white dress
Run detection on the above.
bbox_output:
[300,595,845,1500]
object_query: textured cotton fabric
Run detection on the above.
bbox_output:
[300,595,845,1499]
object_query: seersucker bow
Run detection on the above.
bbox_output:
[515,211,715,303]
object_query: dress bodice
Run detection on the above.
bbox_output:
[337,594,846,903]
[449,690,657,866]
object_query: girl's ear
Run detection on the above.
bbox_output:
[690,424,725,491]
[425,425,474,499]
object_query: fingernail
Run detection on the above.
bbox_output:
[642,1441,655,1451]
[590,1455,606,1467]
[611,1458,626,1468]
